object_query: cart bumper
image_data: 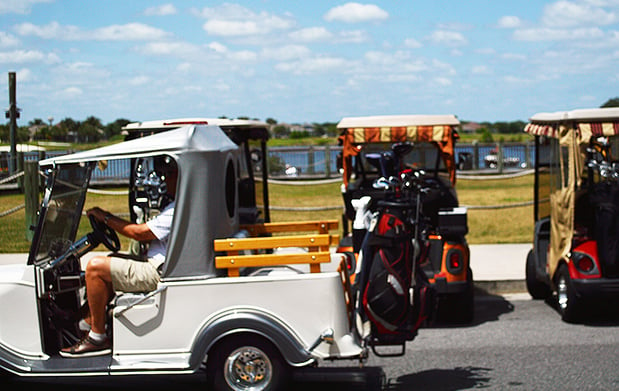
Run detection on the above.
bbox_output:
[431,277,470,294]
[572,277,619,298]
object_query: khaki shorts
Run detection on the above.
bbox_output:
[110,257,160,292]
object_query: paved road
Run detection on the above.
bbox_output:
[4,294,619,390]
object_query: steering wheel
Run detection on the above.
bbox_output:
[89,214,121,252]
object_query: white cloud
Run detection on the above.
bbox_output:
[208,42,228,53]
[275,56,346,74]
[144,4,177,16]
[0,0,51,15]
[176,62,192,72]
[15,21,170,41]
[14,22,73,39]
[472,65,491,75]
[138,41,200,57]
[128,75,150,86]
[93,23,170,41]
[16,68,33,82]
[428,30,468,46]
[59,87,83,98]
[513,26,605,41]
[337,30,368,43]
[497,16,522,28]
[476,48,496,55]
[0,31,19,48]
[542,0,618,27]
[503,75,533,84]
[199,4,294,37]
[289,27,333,42]
[0,49,59,64]
[324,3,389,23]
[501,53,527,61]
[229,50,257,62]
[404,38,422,48]
[433,77,452,86]
[262,45,311,61]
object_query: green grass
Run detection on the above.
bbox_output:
[0,174,535,253]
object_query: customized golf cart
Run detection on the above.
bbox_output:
[0,118,438,390]
[524,107,619,322]
[0,123,365,389]
[337,115,473,322]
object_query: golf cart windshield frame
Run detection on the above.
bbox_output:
[28,163,93,266]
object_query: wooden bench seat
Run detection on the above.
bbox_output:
[214,220,339,277]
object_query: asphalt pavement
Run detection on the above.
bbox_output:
[0,243,531,296]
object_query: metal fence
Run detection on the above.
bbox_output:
[267,141,535,179]
[0,141,536,185]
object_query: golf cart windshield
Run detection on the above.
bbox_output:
[30,163,92,265]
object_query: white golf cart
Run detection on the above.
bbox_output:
[0,123,363,390]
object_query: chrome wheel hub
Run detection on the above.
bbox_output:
[557,276,568,311]
[224,346,272,391]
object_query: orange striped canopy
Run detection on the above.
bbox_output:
[337,115,460,186]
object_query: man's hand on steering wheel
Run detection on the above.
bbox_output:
[87,207,121,252]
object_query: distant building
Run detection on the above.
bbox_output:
[461,122,482,133]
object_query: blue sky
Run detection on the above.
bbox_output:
[1,0,619,125]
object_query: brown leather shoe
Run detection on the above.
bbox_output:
[60,335,111,358]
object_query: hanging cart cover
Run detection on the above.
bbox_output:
[337,114,461,187]
[524,107,619,278]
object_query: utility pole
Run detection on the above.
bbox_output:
[6,72,20,174]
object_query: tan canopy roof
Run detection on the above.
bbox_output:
[524,107,619,142]
[337,115,460,186]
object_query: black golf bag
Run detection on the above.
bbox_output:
[355,201,435,344]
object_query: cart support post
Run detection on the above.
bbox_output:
[24,160,39,241]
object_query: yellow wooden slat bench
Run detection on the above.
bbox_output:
[214,220,339,277]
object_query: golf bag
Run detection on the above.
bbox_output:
[591,181,619,277]
[356,202,435,342]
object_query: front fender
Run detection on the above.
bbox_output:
[189,308,313,369]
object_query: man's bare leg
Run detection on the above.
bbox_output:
[85,256,114,335]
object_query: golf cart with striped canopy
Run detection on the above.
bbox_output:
[524,107,619,322]
[337,115,473,323]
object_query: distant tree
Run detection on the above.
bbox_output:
[477,127,494,143]
[47,124,68,141]
[601,97,619,108]
[312,123,326,137]
[266,118,277,125]
[0,123,28,143]
[289,130,310,139]
[324,123,338,137]
[29,118,45,126]
[83,116,103,129]
[271,125,288,138]
[105,118,131,138]
[237,116,250,120]
[17,126,30,142]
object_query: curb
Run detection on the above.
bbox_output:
[474,280,526,296]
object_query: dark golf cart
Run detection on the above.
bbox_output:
[524,107,619,322]
[336,115,473,323]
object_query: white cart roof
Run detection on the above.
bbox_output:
[525,107,619,139]
[337,114,460,129]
